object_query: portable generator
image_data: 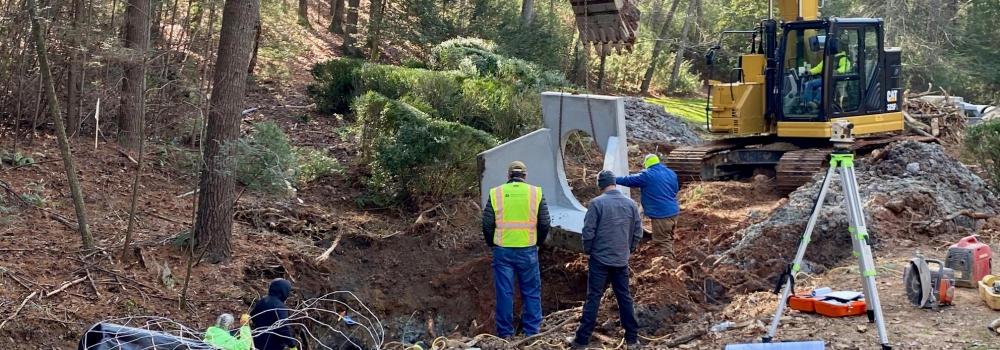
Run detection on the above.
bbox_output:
[946,235,993,288]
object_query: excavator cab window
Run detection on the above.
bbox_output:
[779,26,826,120]
[830,28,862,114]
[827,20,887,117]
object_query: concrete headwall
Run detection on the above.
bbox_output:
[478,93,630,251]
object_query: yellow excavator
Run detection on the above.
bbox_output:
[569,0,914,192]
[661,0,914,192]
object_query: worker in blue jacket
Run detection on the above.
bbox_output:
[615,154,680,257]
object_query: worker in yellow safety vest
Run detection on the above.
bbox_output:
[802,35,853,106]
[482,160,550,339]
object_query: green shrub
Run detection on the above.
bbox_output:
[406,71,466,120]
[434,37,498,54]
[964,120,1000,189]
[307,58,365,114]
[431,37,500,72]
[228,122,344,196]
[497,58,542,89]
[353,92,498,203]
[456,78,541,140]
[355,64,426,100]
[0,151,34,167]
[155,144,201,180]
[20,182,46,207]
[310,55,557,142]
[401,57,429,69]
[230,122,299,196]
[295,147,342,185]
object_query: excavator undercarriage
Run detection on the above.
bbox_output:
[668,134,935,192]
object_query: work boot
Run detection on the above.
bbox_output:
[566,336,587,349]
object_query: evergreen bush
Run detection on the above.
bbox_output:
[307,58,365,114]
[965,120,1000,190]
[353,92,498,204]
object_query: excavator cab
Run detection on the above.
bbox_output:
[775,19,903,137]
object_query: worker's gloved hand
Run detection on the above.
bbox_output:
[288,347,298,350]
[240,313,250,325]
[798,66,807,76]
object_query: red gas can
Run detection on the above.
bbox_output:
[946,235,993,288]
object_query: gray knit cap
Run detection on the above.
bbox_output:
[597,170,616,190]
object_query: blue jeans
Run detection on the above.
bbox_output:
[574,259,639,345]
[803,78,823,104]
[492,246,542,337]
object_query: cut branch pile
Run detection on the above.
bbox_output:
[903,92,966,146]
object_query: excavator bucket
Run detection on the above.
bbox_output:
[478,93,631,252]
[569,0,640,53]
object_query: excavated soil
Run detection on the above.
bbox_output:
[716,141,1000,293]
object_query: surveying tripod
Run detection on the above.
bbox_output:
[763,122,891,350]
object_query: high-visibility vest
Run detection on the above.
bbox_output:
[489,182,542,247]
[809,51,852,75]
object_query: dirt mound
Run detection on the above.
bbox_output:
[623,98,702,146]
[717,141,999,291]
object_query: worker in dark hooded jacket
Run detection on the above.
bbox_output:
[250,278,298,350]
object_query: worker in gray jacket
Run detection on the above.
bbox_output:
[571,170,643,350]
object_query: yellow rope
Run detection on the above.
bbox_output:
[639,333,673,342]
[431,336,448,349]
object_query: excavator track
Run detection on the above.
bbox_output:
[667,136,778,183]
[775,149,830,193]
[666,147,714,183]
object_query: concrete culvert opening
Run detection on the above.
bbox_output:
[562,130,606,206]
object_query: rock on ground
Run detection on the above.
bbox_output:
[623,97,703,146]
[716,141,999,291]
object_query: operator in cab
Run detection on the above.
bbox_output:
[800,35,852,108]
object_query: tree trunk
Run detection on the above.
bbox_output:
[66,0,85,136]
[367,0,383,61]
[640,0,681,95]
[329,0,345,33]
[668,0,696,93]
[520,0,535,26]
[298,0,310,27]
[596,46,607,90]
[570,36,584,85]
[341,0,361,55]
[248,18,261,75]
[120,0,149,264]
[120,112,145,264]
[193,0,260,264]
[28,0,95,250]
[118,0,151,151]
